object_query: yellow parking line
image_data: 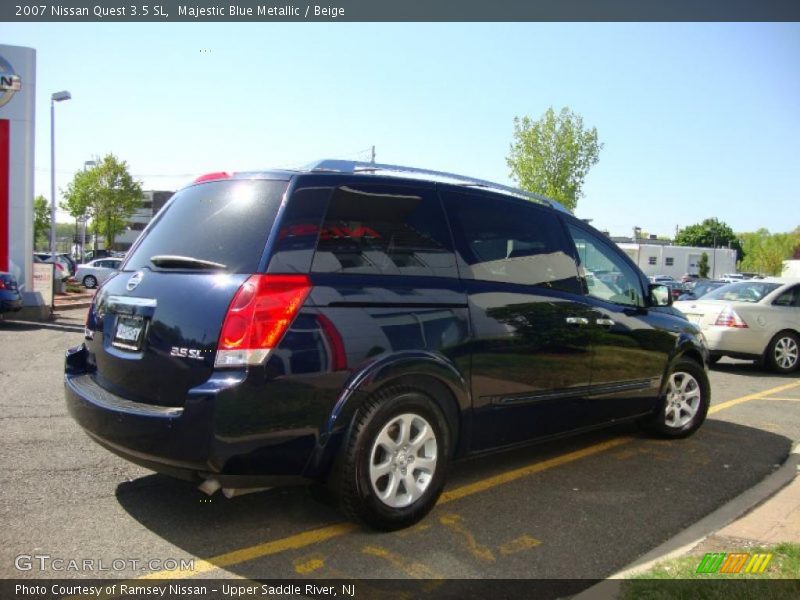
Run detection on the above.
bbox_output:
[439,437,632,504]
[708,381,800,415]
[138,523,357,579]
[138,378,800,579]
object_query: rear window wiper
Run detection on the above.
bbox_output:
[149,255,227,270]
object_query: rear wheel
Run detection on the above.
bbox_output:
[83,275,97,289]
[765,331,800,374]
[640,358,710,438]
[335,387,450,530]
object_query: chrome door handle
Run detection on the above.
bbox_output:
[565,317,589,325]
[595,318,616,326]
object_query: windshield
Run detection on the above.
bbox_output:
[703,281,781,303]
[125,179,288,274]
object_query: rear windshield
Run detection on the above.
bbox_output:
[704,281,781,303]
[125,179,287,274]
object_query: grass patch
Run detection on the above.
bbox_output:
[619,543,800,599]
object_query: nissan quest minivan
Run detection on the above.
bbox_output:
[65,160,710,530]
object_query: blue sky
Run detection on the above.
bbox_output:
[2,22,798,237]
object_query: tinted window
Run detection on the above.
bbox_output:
[566,223,644,307]
[268,187,331,274]
[442,190,580,293]
[125,179,287,274]
[311,184,456,277]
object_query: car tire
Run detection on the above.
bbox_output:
[335,386,450,531]
[765,331,800,374]
[83,275,97,289]
[640,358,710,438]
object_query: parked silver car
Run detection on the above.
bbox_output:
[674,277,800,372]
[74,258,123,289]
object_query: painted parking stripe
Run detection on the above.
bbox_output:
[708,381,800,415]
[139,379,800,579]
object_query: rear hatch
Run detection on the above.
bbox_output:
[84,177,289,407]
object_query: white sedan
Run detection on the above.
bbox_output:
[673,278,800,373]
[74,258,123,289]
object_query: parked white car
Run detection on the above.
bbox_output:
[74,258,123,289]
[719,273,745,283]
[650,275,675,283]
[673,278,800,373]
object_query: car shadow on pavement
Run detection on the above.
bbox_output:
[114,419,793,580]
[711,359,799,379]
[0,317,85,334]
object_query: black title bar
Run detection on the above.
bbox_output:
[3,0,800,22]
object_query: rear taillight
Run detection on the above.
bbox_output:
[714,306,748,328]
[215,274,312,368]
[0,279,5,290]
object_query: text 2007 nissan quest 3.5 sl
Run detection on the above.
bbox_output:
[65,160,710,530]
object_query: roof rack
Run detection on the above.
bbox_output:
[304,159,570,213]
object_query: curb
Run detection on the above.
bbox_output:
[574,444,800,599]
[53,301,93,311]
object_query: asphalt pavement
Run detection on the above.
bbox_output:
[0,308,798,591]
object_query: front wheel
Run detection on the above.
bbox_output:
[765,331,799,374]
[640,358,710,438]
[335,387,450,531]
[83,275,97,289]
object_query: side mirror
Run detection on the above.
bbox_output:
[649,283,672,307]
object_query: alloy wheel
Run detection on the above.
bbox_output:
[665,371,702,428]
[368,413,438,508]
[774,336,799,370]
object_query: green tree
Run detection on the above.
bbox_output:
[61,154,143,249]
[674,218,744,262]
[738,227,800,275]
[33,195,50,249]
[507,107,603,212]
[698,252,710,279]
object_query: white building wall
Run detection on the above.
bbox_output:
[617,242,737,280]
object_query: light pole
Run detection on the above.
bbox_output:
[712,232,717,279]
[49,90,71,254]
[79,160,95,262]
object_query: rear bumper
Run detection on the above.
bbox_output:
[65,371,215,476]
[64,345,315,486]
[703,326,768,358]
[0,297,22,312]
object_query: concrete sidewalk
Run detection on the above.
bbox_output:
[578,444,800,597]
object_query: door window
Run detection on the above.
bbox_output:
[311,184,457,278]
[441,190,580,294]
[566,224,644,307]
[773,285,800,307]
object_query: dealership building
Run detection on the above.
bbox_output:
[0,44,38,311]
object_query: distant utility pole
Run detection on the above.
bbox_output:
[370,145,375,164]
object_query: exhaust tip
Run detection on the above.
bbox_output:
[198,478,222,496]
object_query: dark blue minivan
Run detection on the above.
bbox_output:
[65,160,709,530]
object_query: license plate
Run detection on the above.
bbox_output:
[687,314,702,326]
[113,316,145,350]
